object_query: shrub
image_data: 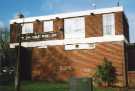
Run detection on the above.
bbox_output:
[95,58,116,87]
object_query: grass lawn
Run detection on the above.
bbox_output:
[0,83,14,91]
[0,81,124,91]
[21,81,68,91]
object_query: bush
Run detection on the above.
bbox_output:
[95,58,116,87]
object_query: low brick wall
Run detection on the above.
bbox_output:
[128,71,135,87]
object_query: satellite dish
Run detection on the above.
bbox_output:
[14,12,24,19]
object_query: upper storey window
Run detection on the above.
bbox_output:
[64,17,85,39]
[103,13,115,36]
[44,20,53,32]
[22,23,33,34]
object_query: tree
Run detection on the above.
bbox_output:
[0,27,11,67]
[95,58,116,87]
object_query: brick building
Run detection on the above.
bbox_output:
[10,6,129,87]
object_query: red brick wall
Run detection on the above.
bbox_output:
[85,12,125,37]
[33,20,43,33]
[53,18,64,39]
[115,12,123,35]
[10,23,21,43]
[10,12,127,43]
[128,71,135,87]
[31,42,126,87]
[85,14,103,37]
[53,18,64,32]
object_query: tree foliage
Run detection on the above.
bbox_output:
[0,27,15,67]
[0,28,9,51]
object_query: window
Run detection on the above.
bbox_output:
[22,23,33,34]
[103,13,115,36]
[65,43,95,50]
[64,17,85,39]
[44,21,53,32]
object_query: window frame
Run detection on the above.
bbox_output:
[22,23,33,34]
[43,20,53,32]
[64,17,85,39]
[103,13,115,36]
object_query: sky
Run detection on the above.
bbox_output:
[0,0,135,43]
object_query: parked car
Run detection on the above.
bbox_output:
[0,67,15,85]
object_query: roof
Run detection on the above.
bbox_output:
[10,6,124,24]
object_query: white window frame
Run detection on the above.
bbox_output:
[65,43,95,50]
[64,17,85,39]
[103,13,115,36]
[43,20,53,32]
[22,23,33,34]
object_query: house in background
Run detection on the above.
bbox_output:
[127,43,135,87]
[10,6,130,87]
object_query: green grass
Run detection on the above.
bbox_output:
[93,87,116,91]
[21,81,68,91]
[0,83,14,91]
[0,81,121,91]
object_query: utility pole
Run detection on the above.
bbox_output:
[15,23,22,91]
[14,10,24,91]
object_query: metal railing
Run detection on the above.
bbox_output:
[20,31,63,42]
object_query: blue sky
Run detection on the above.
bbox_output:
[0,0,135,43]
